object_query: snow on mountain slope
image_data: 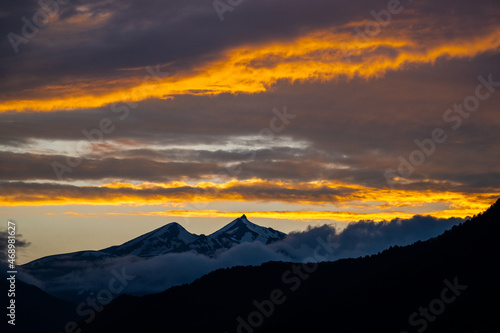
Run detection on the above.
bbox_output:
[20,216,287,301]
[21,250,118,281]
[101,222,198,257]
[172,215,286,256]
[21,222,197,281]
[22,216,287,273]
[210,214,285,245]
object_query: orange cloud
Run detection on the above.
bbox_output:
[2,26,500,112]
[1,179,497,221]
[49,205,483,224]
[144,209,414,222]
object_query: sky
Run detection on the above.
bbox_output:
[1,0,499,264]
[12,215,464,298]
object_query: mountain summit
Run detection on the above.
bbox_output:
[211,214,285,246]
[98,214,285,258]
[74,199,500,333]
[22,215,287,281]
[171,215,286,256]
[101,222,198,257]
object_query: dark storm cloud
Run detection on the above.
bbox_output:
[1,0,500,195]
[3,148,496,192]
[1,0,499,96]
[0,96,284,142]
[0,152,219,181]
[0,0,347,94]
[2,53,499,191]
[1,52,499,148]
[1,55,499,147]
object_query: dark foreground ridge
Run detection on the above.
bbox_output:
[0,270,77,332]
[20,214,287,302]
[74,199,500,333]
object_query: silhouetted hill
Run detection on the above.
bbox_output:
[76,199,500,333]
[0,272,77,333]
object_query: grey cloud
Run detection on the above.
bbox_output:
[0,228,30,263]
[326,215,464,260]
[0,180,357,203]
[0,152,220,182]
[2,0,500,96]
[24,214,463,297]
[92,147,323,165]
[0,32,499,192]
[0,149,342,183]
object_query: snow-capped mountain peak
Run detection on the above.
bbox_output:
[102,222,198,257]
[99,215,285,258]
[210,214,286,245]
[21,216,287,300]
[23,216,287,279]
[167,215,286,257]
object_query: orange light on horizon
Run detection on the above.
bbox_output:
[2,179,498,222]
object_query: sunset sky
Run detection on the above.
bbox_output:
[1,0,499,264]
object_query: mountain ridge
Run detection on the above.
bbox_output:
[23,215,286,267]
[73,199,500,333]
[171,214,286,256]
[20,215,287,294]
[100,221,198,257]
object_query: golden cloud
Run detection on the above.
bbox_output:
[2,179,497,222]
[2,26,500,112]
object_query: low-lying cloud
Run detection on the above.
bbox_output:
[21,215,463,301]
